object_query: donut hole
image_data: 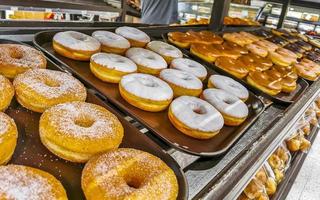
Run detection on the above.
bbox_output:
[176,73,193,81]
[187,64,197,68]
[223,98,236,105]
[44,79,60,88]
[10,50,23,59]
[145,56,155,60]
[139,78,158,88]
[125,177,142,189]
[191,104,207,115]
[74,116,95,128]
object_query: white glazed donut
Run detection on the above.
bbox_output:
[125,48,167,75]
[119,73,173,112]
[90,53,137,83]
[208,75,249,101]
[168,96,224,139]
[92,30,130,54]
[115,26,150,47]
[202,88,248,126]
[170,58,207,81]
[53,31,101,61]
[146,41,183,63]
[160,69,203,97]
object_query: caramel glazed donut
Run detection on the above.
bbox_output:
[0,165,67,200]
[0,75,14,111]
[168,96,224,139]
[40,101,124,163]
[90,53,137,83]
[0,44,47,79]
[0,112,18,165]
[53,31,101,61]
[119,73,173,112]
[13,69,87,113]
[82,148,179,200]
[202,88,249,126]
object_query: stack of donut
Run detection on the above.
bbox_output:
[1,43,179,200]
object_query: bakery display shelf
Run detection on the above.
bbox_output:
[161,29,309,105]
[270,123,319,200]
[200,78,320,200]
[33,28,266,157]
[2,39,188,200]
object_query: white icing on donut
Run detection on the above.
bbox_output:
[126,48,167,70]
[115,26,150,43]
[160,69,202,90]
[13,69,86,99]
[202,88,248,118]
[92,31,130,49]
[120,73,173,101]
[170,58,207,79]
[0,165,55,200]
[147,41,183,59]
[170,96,224,132]
[53,31,100,51]
[91,53,137,73]
[209,75,249,100]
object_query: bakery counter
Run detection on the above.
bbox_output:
[0,25,317,200]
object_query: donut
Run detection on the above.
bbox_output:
[247,71,282,96]
[0,44,47,79]
[81,148,178,200]
[92,30,130,55]
[125,48,167,75]
[39,101,124,163]
[239,54,273,72]
[284,43,305,58]
[215,56,249,79]
[160,69,203,97]
[223,32,254,47]
[168,96,224,139]
[295,40,312,51]
[239,32,261,42]
[115,26,150,47]
[53,31,101,61]
[13,69,87,113]
[223,41,249,55]
[90,53,137,83]
[254,40,279,52]
[0,112,17,165]
[146,41,183,64]
[119,73,173,112]
[252,29,273,39]
[273,65,298,93]
[246,43,268,57]
[208,75,249,101]
[297,34,309,42]
[0,75,14,111]
[202,88,248,126]
[267,36,288,47]
[170,58,207,81]
[268,50,295,67]
[294,62,318,81]
[187,30,224,45]
[0,165,67,200]
[167,31,198,48]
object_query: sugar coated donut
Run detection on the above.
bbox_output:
[208,75,249,101]
[92,30,130,55]
[126,48,167,75]
[0,165,67,200]
[119,73,173,112]
[160,69,203,97]
[0,44,46,79]
[146,41,183,64]
[82,148,178,200]
[202,88,248,126]
[0,75,14,111]
[39,101,124,163]
[170,58,207,81]
[168,96,224,139]
[0,113,17,165]
[90,53,137,83]
[115,26,150,47]
[13,69,87,113]
[53,31,101,61]
[215,57,249,79]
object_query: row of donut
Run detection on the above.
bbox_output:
[168,29,320,96]
[237,97,320,200]
[0,46,179,199]
[51,27,251,140]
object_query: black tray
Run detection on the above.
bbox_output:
[34,30,265,157]
[162,32,309,105]
[2,39,188,200]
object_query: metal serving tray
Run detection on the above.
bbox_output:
[3,39,187,200]
[34,30,265,157]
[162,32,309,105]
